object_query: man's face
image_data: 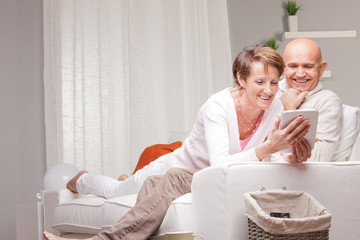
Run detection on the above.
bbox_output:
[284,43,326,92]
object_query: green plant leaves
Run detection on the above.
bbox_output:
[282,0,302,15]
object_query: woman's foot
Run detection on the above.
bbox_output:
[43,231,85,240]
[118,174,129,181]
[66,170,88,193]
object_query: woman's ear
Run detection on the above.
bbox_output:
[237,72,245,88]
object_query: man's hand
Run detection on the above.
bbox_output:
[281,88,308,110]
[280,138,311,165]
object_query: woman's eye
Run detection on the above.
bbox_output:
[255,80,263,84]
[271,81,278,85]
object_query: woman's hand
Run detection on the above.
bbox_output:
[267,115,310,152]
[255,115,311,161]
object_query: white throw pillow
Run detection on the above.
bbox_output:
[332,104,360,161]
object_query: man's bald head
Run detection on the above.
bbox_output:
[283,38,327,92]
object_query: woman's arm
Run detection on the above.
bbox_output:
[204,101,310,165]
[203,101,260,165]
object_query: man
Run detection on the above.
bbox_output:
[278,38,343,162]
[43,39,343,240]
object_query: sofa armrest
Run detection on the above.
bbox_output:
[192,165,230,240]
[191,162,360,240]
[42,188,87,234]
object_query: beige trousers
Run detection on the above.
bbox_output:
[92,168,197,240]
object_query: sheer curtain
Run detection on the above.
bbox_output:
[43,0,232,178]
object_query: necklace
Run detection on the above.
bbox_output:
[237,109,262,133]
[235,90,263,134]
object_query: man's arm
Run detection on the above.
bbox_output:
[299,90,343,162]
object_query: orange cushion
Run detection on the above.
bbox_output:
[132,141,183,174]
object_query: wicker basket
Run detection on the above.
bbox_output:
[244,189,332,240]
[248,218,329,240]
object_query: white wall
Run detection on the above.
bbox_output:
[227,0,360,107]
[0,0,45,239]
[1,1,359,239]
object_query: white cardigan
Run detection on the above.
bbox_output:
[162,88,283,171]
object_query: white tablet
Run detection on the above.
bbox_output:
[280,109,319,150]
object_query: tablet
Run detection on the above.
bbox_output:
[279,109,319,150]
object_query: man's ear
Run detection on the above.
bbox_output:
[319,61,328,77]
[237,72,245,87]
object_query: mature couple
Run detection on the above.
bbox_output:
[44,38,342,240]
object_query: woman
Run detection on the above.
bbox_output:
[66,44,311,200]
[44,44,311,240]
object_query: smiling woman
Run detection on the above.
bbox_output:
[43,44,315,240]
[62,45,311,201]
[233,62,279,140]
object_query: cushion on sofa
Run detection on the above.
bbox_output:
[52,196,106,234]
[154,193,194,235]
[332,104,360,161]
[51,192,193,236]
[52,194,137,234]
[133,141,182,174]
[349,130,360,161]
[101,194,137,229]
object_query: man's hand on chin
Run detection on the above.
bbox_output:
[281,88,308,110]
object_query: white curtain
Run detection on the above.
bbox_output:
[43,0,232,178]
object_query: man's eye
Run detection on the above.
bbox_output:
[255,80,263,84]
[271,81,278,85]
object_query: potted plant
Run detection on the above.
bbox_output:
[264,37,280,50]
[282,0,302,32]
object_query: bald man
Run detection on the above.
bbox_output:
[278,38,343,162]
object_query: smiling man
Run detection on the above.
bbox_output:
[278,38,343,162]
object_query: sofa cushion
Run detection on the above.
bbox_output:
[52,194,137,234]
[332,104,360,161]
[133,141,182,174]
[154,193,193,235]
[101,194,137,229]
[51,192,193,236]
[52,195,106,234]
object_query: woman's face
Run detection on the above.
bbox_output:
[237,61,279,111]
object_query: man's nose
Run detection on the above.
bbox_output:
[296,67,306,77]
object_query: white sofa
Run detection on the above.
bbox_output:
[192,161,360,240]
[42,104,360,239]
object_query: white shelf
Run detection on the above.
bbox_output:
[321,70,331,79]
[282,30,357,40]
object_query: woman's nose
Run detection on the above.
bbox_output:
[263,84,272,94]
